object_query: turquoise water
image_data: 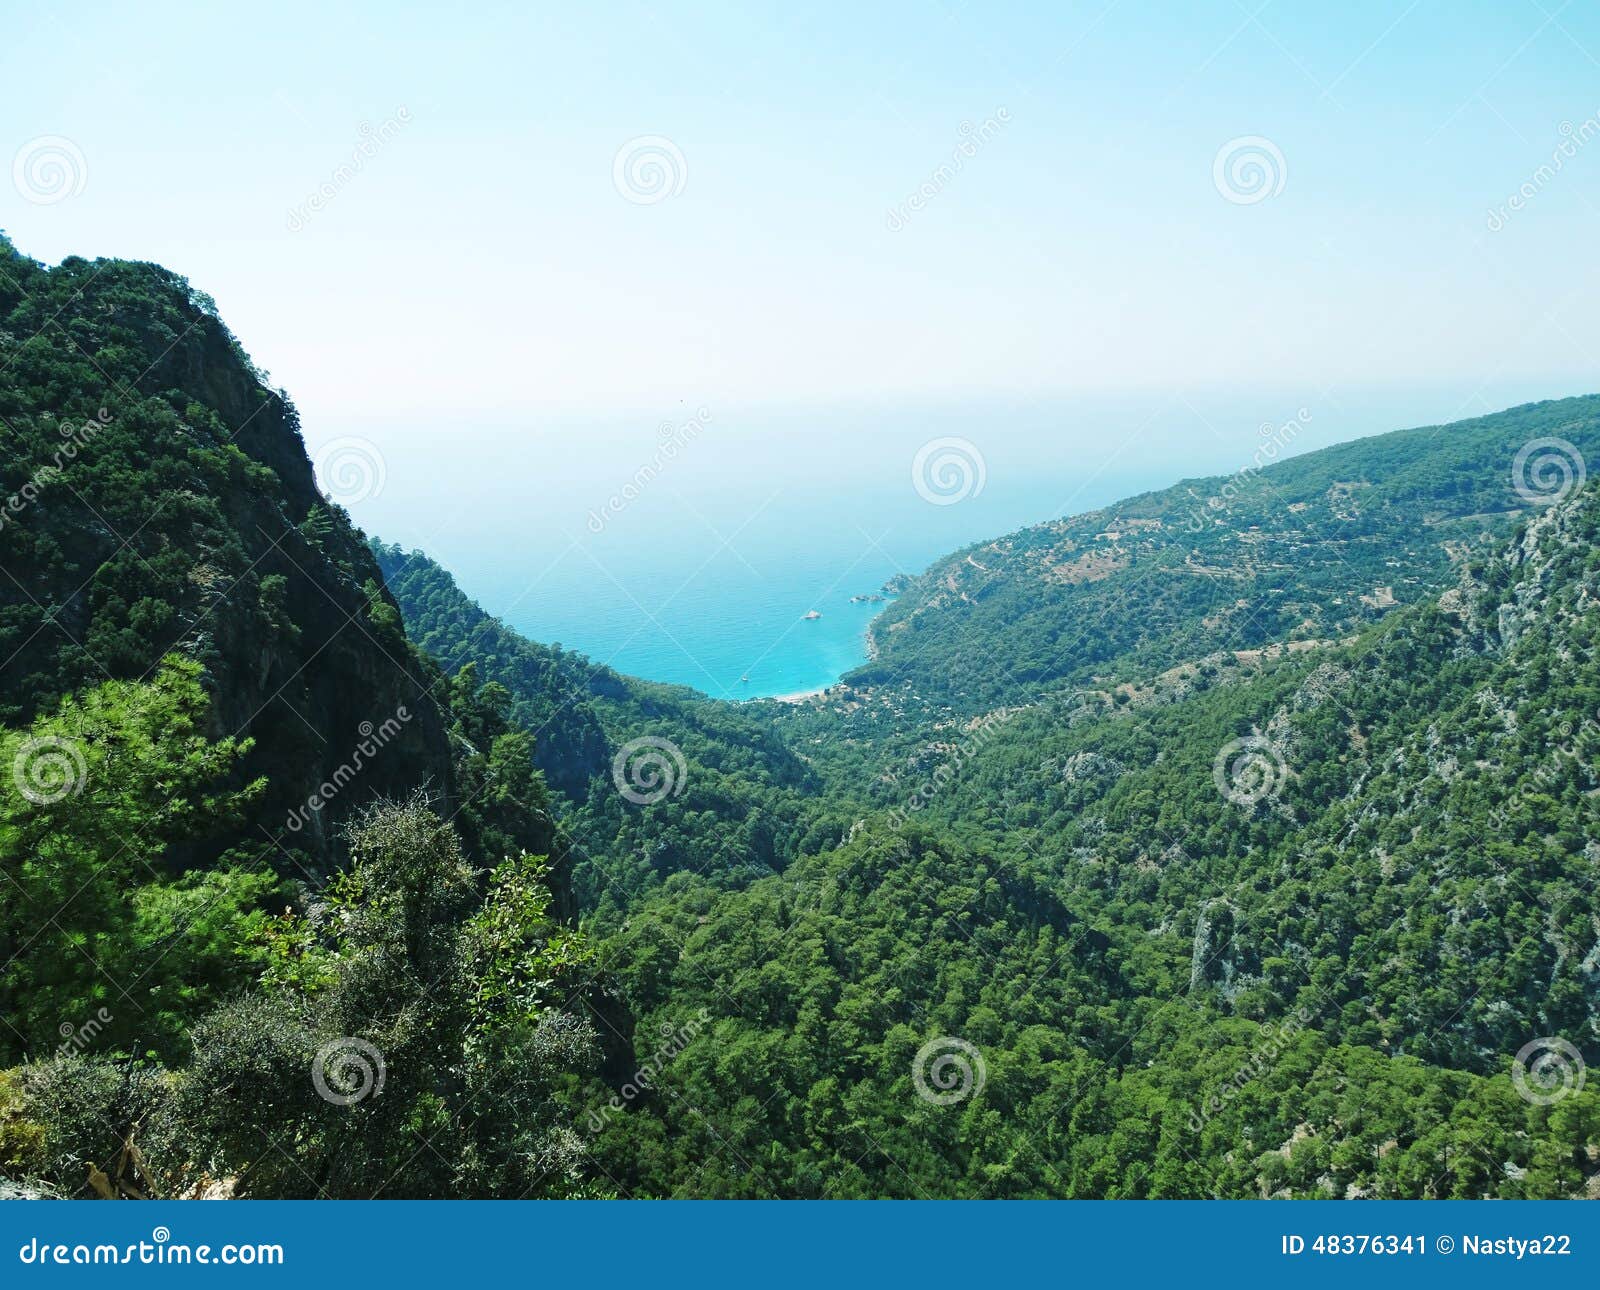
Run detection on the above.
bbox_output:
[389,464,1104,701]
[352,401,1171,698]
[345,385,1557,700]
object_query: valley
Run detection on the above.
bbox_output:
[2,236,1597,1199]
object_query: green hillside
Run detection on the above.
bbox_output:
[845,397,1600,715]
[578,484,1600,1197]
[2,239,1596,1199]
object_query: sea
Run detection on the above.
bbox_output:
[333,383,1564,700]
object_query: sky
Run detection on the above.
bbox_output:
[3,0,1599,439]
[8,1,1600,693]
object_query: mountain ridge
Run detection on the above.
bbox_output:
[3,240,1597,1199]
[0,235,459,867]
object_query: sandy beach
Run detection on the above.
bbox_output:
[769,686,829,704]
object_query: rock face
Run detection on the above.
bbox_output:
[1492,488,1599,651]
[1190,897,1253,995]
[0,240,453,867]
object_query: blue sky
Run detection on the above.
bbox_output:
[4,0,1599,436]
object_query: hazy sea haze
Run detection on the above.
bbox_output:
[341,383,1575,698]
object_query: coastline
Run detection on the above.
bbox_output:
[769,686,829,704]
[761,592,898,703]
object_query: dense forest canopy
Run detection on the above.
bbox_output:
[1,236,1596,1198]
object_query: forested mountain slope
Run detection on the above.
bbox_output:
[367,398,1600,1198]
[581,484,1600,1197]
[372,540,848,910]
[0,242,607,1187]
[0,235,455,865]
[372,542,616,798]
[837,397,1600,718]
[4,237,1596,1200]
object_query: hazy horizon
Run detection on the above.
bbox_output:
[8,1,1600,696]
[355,378,1589,697]
[7,1,1600,425]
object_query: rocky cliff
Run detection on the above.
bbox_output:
[0,237,452,866]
